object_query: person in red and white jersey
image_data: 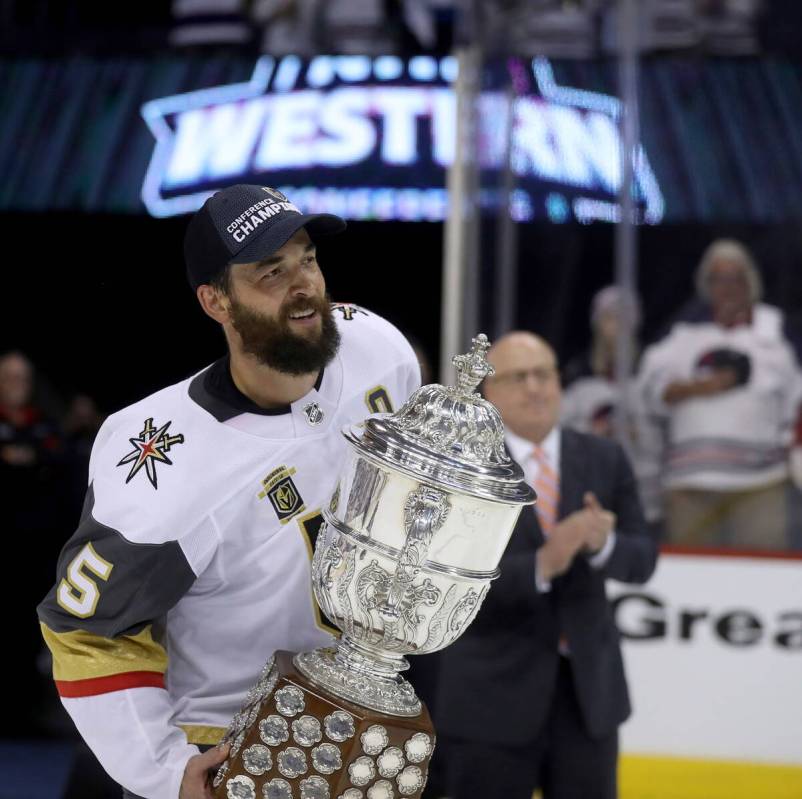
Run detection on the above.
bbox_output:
[37,185,421,799]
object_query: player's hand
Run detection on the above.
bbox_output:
[580,492,616,554]
[179,742,230,799]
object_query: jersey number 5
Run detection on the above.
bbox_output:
[56,543,114,618]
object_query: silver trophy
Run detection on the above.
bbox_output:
[297,333,535,714]
[214,334,535,799]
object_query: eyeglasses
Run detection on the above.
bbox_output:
[487,367,558,387]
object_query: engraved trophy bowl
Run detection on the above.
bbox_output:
[212,335,535,799]
[295,333,536,717]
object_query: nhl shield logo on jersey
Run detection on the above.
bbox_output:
[303,402,324,426]
[117,417,185,489]
[258,465,306,523]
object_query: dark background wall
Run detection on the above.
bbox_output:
[3,214,444,414]
[7,212,802,418]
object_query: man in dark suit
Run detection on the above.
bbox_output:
[434,331,658,799]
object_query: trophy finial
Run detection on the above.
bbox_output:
[451,333,494,395]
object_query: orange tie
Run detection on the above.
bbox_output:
[532,445,559,537]
[533,446,570,654]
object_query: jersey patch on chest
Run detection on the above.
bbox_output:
[258,465,307,524]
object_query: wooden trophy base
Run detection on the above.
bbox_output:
[212,650,435,799]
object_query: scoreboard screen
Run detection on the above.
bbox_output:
[1,54,801,224]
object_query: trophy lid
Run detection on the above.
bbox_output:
[345,334,536,504]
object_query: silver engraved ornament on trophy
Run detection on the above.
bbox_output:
[294,333,535,716]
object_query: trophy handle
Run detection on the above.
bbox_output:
[378,485,451,641]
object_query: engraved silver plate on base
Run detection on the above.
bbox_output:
[397,765,424,795]
[348,756,376,786]
[242,744,272,776]
[299,775,330,799]
[311,742,342,774]
[403,732,432,764]
[323,710,355,742]
[360,725,389,756]
[227,774,257,799]
[277,746,308,778]
[275,685,306,717]
[262,777,293,799]
[376,746,404,778]
[260,715,290,746]
[366,781,394,799]
[293,715,323,747]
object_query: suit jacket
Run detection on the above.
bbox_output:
[434,428,658,745]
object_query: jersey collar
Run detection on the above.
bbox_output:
[188,355,325,422]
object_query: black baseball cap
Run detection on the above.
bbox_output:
[183,184,346,290]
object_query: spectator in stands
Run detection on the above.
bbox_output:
[561,284,641,439]
[0,350,61,480]
[637,239,802,549]
[561,286,664,524]
[0,350,64,734]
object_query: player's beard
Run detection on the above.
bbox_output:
[228,292,341,376]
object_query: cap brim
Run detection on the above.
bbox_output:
[229,213,346,265]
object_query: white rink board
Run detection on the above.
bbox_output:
[608,551,802,765]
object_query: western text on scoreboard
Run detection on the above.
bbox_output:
[141,55,664,223]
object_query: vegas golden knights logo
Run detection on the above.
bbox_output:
[258,465,306,523]
[117,417,185,489]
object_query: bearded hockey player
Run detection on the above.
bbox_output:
[37,185,421,799]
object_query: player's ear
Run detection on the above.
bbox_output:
[196,284,230,324]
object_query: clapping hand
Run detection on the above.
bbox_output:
[580,492,615,554]
[537,493,616,581]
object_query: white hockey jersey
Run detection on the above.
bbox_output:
[38,305,420,799]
